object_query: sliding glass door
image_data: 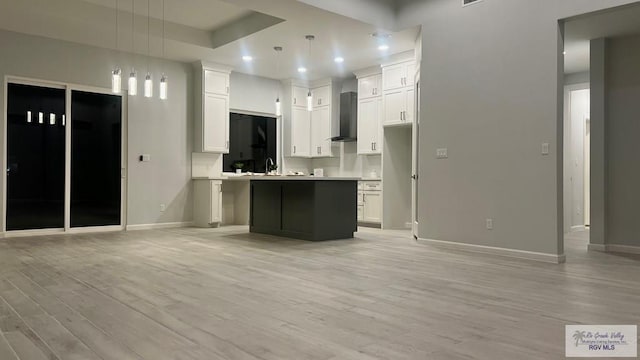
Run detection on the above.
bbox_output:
[5,81,125,233]
[6,84,66,231]
[71,91,122,228]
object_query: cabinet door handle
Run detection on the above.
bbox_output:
[226,86,229,94]
[293,145,296,154]
[294,98,296,105]
[371,142,374,151]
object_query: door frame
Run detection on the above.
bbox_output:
[411,70,420,239]
[2,76,128,236]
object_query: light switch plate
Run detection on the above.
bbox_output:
[436,148,448,159]
[541,143,550,155]
[140,154,151,162]
[486,218,493,230]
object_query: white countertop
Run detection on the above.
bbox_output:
[193,175,360,181]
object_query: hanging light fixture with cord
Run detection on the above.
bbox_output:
[305,35,314,112]
[111,0,122,93]
[144,0,153,98]
[128,0,137,96]
[159,0,168,100]
[274,46,283,116]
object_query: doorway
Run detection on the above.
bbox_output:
[4,79,126,234]
[563,83,590,235]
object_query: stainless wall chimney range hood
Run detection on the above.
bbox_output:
[331,92,357,142]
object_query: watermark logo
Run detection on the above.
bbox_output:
[566,325,637,357]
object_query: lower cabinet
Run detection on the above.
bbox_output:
[193,179,222,227]
[358,181,382,224]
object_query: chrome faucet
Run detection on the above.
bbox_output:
[265,157,274,175]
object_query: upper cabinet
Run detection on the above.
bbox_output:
[382,59,416,127]
[382,61,415,92]
[204,69,229,96]
[292,86,308,108]
[194,62,231,153]
[312,85,331,108]
[358,74,381,100]
[355,70,383,155]
[283,79,339,159]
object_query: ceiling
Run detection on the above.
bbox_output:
[0,0,419,81]
[564,2,640,74]
[81,0,252,31]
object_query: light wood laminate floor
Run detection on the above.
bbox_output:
[0,227,638,360]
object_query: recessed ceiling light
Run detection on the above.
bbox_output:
[298,67,307,73]
[371,32,392,39]
[242,55,253,62]
[334,57,344,63]
[378,44,389,51]
[562,51,567,55]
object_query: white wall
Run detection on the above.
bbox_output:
[394,0,640,256]
[230,72,280,116]
[601,34,640,247]
[565,72,590,85]
[0,29,193,227]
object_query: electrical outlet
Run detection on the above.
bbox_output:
[541,143,550,155]
[160,204,166,212]
[436,148,448,159]
[486,218,493,230]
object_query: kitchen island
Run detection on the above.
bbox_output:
[250,177,358,241]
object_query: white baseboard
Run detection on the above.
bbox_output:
[417,238,566,264]
[125,221,194,231]
[588,243,640,255]
[587,243,607,252]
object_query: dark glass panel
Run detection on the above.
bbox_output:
[6,84,66,230]
[70,91,121,227]
[224,113,277,173]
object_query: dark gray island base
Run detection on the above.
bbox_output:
[250,178,358,241]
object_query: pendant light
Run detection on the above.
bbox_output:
[305,35,314,112]
[128,0,137,96]
[144,0,153,98]
[274,46,283,116]
[159,0,167,100]
[111,0,122,94]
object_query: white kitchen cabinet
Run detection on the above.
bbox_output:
[193,179,222,227]
[358,74,381,100]
[406,87,415,123]
[204,69,229,95]
[357,97,382,154]
[383,87,414,126]
[362,191,382,223]
[292,86,309,108]
[194,62,231,153]
[382,59,416,126]
[291,107,311,157]
[311,106,332,157]
[358,180,382,224]
[312,85,331,108]
[285,79,338,158]
[382,60,414,91]
[203,94,229,152]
